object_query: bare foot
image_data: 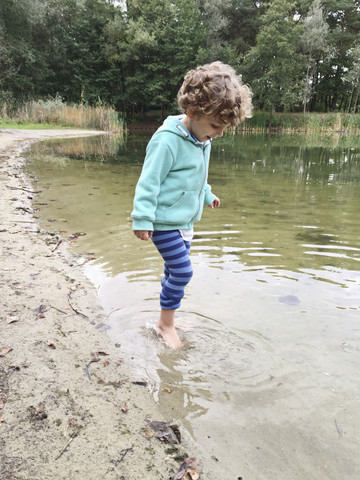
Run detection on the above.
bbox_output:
[156,323,183,349]
[156,308,183,349]
[175,322,193,332]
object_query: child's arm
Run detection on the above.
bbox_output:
[131,138,173,233]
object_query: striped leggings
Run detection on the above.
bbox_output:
[152,230,193,310]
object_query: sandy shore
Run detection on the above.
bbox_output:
[0,129,203,480]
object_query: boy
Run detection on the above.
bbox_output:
[131,61,253,348]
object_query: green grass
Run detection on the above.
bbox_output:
[242,111,360,132]
[0,119,77,130]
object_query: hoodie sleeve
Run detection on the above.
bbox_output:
[204,184,216,206]
[131,137,174,231]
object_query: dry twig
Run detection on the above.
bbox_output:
[51,238,62,252]
[67,293,88,318]
[55,433,78,460]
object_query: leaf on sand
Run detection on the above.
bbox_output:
[35,304,48,315]
[147,420,181,444]
[185,467,200,480]
[103,360,110,367]
[163,386,172,393]
[173,468,186,480]
[141,427,154,439]
[6,316,19,324]
[0,347,13,357]
[174,461,200,480]
[91,351,109,358]
[47,341,56,349]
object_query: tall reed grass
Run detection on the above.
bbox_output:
[1,96,125,133]
[241,111,360,133]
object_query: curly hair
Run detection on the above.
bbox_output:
[177,61,253,126]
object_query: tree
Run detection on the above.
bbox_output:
[224,0,262,57]
[195,0,233,62]
[243,0,304,115]
[299,0,335,114]
[344,43,360,113]
[314,0,360,111]
[103,0,205,115]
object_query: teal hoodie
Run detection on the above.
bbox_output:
[131,115,216,231]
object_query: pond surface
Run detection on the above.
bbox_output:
[26,132,360,479]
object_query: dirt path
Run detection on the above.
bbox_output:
[0,129,203,480]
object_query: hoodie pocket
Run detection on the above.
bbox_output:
[156,191,199,224]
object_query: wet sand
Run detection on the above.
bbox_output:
[0,129,204,480]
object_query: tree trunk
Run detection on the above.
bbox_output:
[353,86,359,114]
[347,85,354,113]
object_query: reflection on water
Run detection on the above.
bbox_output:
[26,132,360,479]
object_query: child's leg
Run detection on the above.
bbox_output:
[161,262,170,287]
[152,231,193,348]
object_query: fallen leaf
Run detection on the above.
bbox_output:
[163,387,172,394]
[91,351,109,358]
[0,347,12,357]
[35,304,48,315]
[6,316,19,324]
[169,424,181,443]
[173,468,186,480]
[47,341,56,349]
[185,467,200,480]
[147,421,181,444]
[141,427,154,439]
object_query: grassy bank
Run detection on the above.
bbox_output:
[243,111,360,132]
[0,97,125,133]
[127,109,360,134]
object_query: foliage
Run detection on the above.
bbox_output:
[299,0,335,113]
[103,0,205,113]
[242,0,304,114]
[1,0,360,117]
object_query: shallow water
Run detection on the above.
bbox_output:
[26,132,360,479]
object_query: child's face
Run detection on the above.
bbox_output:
[188,114,228,142]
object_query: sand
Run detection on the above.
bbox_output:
[0,129,203,480]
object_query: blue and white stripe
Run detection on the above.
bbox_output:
[152,230,193,310]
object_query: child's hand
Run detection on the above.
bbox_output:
[208,197,220,208]
[134,230,153,241]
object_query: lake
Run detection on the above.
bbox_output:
[26,131,360,480]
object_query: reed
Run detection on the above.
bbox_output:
[241,111,360,133]
[1,97,125,133]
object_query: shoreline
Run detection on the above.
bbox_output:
[0,129,204,480]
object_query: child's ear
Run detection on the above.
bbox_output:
[186,106,196,119]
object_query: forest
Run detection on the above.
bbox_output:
[1,0,360,118]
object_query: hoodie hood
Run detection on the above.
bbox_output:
[157,115,212,146]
